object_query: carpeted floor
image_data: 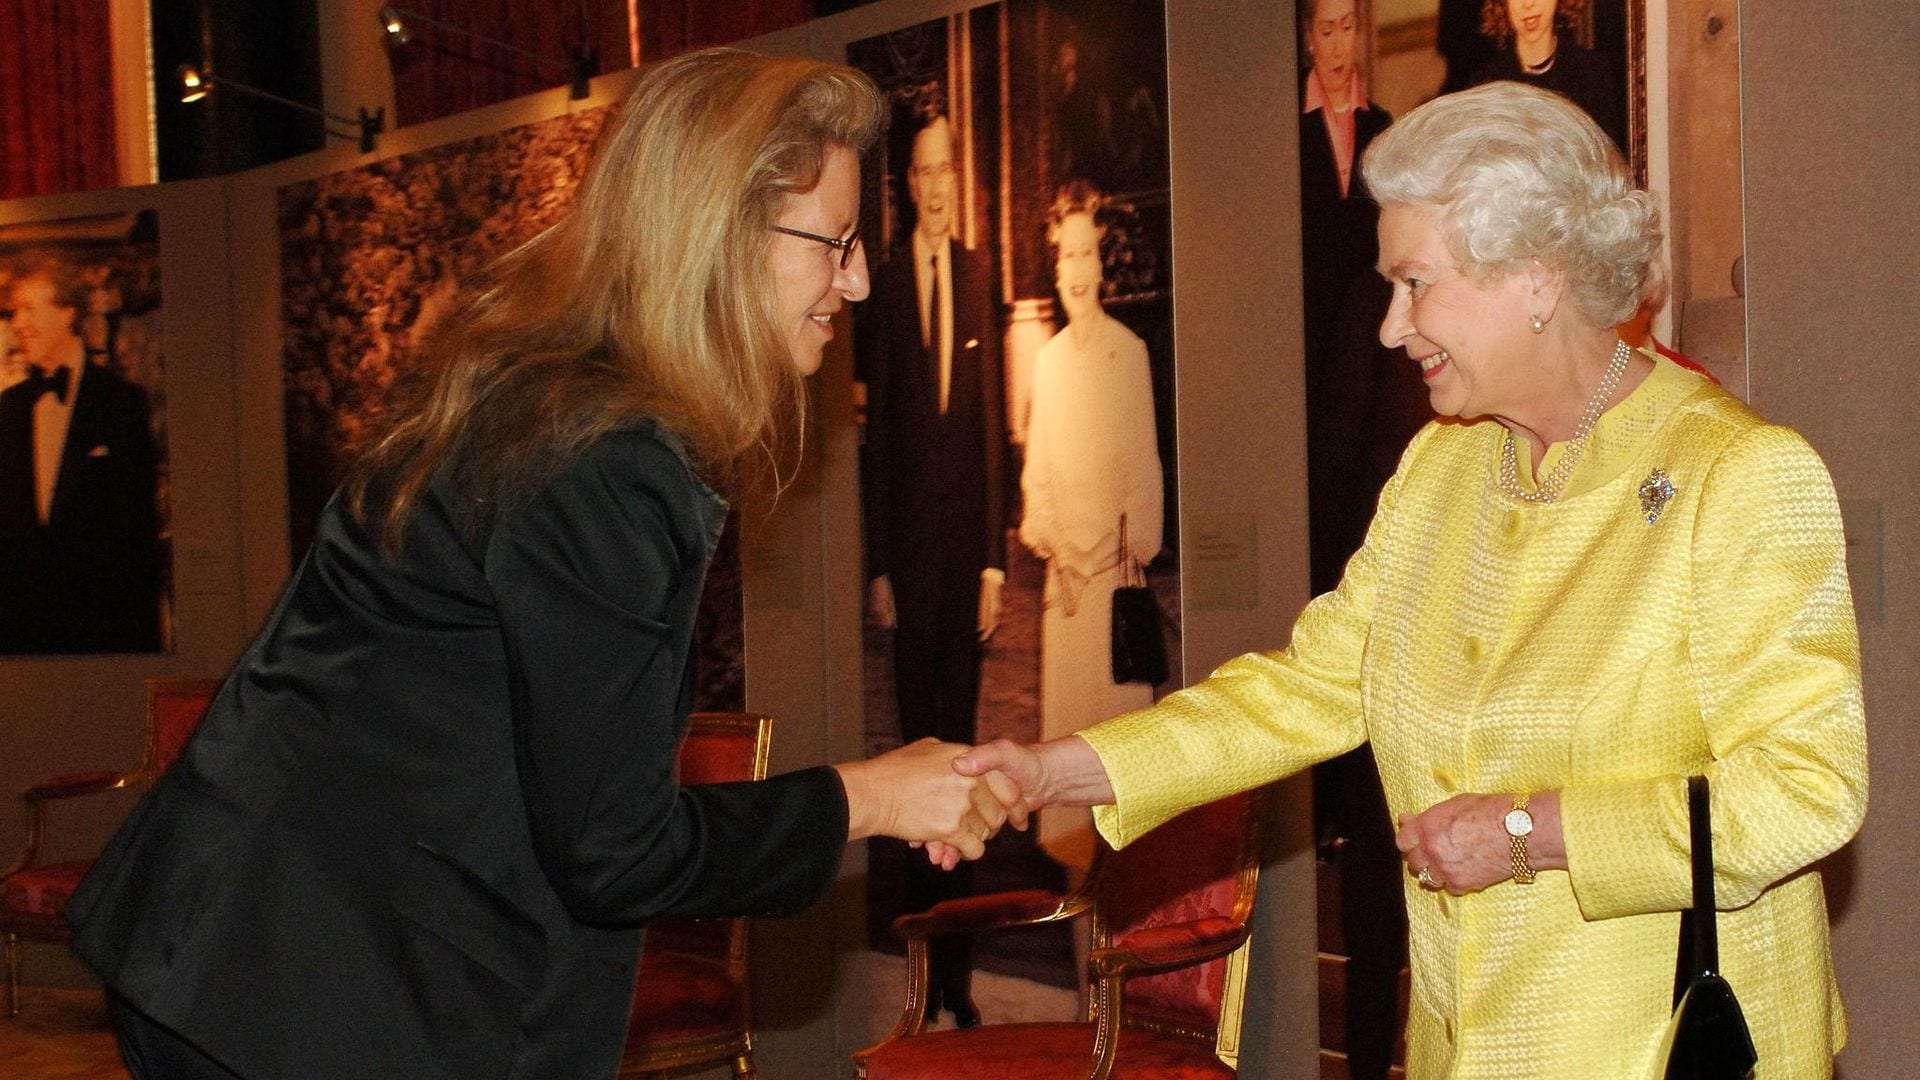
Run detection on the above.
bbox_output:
[0,987,129,1080]
[2,957,1078,1080]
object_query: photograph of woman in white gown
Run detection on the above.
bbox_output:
[1017,180,1164,880]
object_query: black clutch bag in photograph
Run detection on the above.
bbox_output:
[1654,774,1758,1079]
[1109,513,1167,686]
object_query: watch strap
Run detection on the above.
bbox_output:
[1509,793,1538,885]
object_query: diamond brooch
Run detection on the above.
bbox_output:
[1637,468,1676,524]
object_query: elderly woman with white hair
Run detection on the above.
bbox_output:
[958,81,1866,1077]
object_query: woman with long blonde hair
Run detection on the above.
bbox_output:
[69,48,1020,1080]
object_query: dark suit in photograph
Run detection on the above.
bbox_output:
[1298,96,1413,597]
[0,360,163,654]
[1298,101,1393,364]
[856,236,1006,1003]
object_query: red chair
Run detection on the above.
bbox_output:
[617,712,774,1079]
[856,788,1269,1079]
[3,678,219,1017]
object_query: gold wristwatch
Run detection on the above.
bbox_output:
[1504,793,1538,884]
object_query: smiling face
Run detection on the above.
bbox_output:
[1506,0,1558,52]
[8,276,79,368]
[1375,203,1546,425]
[1308,0,1360,93]
[1052,210,1104,325]
[906,118,957,244]
[768,144,869,376]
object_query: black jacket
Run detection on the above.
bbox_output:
[0,362,162,653]
[68,421,848,1079]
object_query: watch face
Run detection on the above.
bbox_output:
[1505,808,1535,837]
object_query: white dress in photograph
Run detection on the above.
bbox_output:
[1018,311,1163,874]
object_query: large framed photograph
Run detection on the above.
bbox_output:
[0,210,171,655]
[1372,0,1646,183]
[277,110,748,712]
[847,0,1178,993]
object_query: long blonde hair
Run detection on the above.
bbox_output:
[347,47,883,550]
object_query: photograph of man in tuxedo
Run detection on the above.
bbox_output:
[856,113,1008,1027]
[0,256,163,654]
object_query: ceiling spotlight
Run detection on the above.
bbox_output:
[377,4,595,100]
[378,5,411,46]
[178,64,209,104]
[174,64,385,154]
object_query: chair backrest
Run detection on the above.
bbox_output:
[1092,787,1267,1063]
[143,679,222,780]
[637,712,773,961]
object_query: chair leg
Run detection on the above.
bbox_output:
[732,1050,757,1080]
[3,931,21,1018]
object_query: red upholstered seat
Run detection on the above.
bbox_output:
[863,1022,1236,1079]
[855,791,1269,1079]
[625,948,746,1043]
[1,861,89,925]
[4,679,220,1017]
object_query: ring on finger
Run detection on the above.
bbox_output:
[1417,867,1440,890]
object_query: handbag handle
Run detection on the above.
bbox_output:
[1663,772,1758,1077]
[1674,774,1719,1007]
[1117,513,1143,587]
[1687,775,1718,977]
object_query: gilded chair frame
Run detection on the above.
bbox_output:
[855,787,1268,1080]
[617,711,773,1080]
[3,678,220,1017]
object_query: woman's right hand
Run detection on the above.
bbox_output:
[921,736,1117,867]
[835,739,1028,863]
[954,735,1115,818]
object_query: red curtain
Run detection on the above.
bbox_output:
[385,0,634,127]
[640,0,810,62]
[384,1,823,128]
[1,0,120,199]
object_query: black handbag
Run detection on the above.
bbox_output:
[1109,513,1168,686]
[1654,775,1758,1079]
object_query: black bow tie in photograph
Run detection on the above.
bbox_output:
[24,364,72,404]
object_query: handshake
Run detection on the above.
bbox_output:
[834,735,1111,869]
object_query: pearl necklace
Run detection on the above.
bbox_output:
[1497,338,1631,505]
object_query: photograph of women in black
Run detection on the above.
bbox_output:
[1467,0,1627,152]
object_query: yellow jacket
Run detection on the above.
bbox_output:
[1084,355,1867,1078]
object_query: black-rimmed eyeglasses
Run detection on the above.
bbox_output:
[771,225,862,270]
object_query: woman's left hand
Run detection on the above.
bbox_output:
[1396,791,1564,895]
[1051,563,1088,617]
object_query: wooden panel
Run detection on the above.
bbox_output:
[1318,951,1410,1071]
[1665,0,1745,336]
[1320,1047,1408,1080]
[1319,953,1347,1053]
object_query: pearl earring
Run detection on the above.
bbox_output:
[1529,315,1546,334]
